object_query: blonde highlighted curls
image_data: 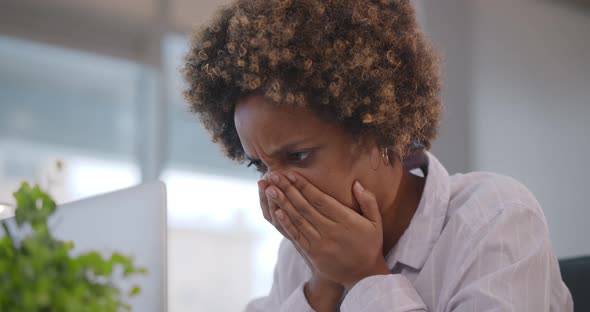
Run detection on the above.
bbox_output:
[182,0,442,161]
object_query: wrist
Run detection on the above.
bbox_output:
[309,275,343,293]
[304,277,343,312]
[344,259,391,290]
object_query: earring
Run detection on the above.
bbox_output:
[381,147,390,166]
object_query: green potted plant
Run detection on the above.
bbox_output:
[0,182,146,311]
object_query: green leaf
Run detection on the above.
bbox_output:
[128,285,141,297]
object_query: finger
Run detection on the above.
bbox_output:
[266,187,282,229]
[269,196,290,239]
[282,172,350,222]
[261,180,290,238]
[258,180,271,223]
[271,208,291,239]
[264,185,290,238]
[269,172,332,226]
[352,180,382,223]
[276,208,312,255]
[266,185,321,241]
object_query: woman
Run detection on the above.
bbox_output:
[182,0,573,311]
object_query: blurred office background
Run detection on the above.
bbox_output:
[0,0,588,311]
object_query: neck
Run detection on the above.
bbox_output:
[380,168,425,258]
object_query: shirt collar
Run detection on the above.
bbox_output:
[385,151,451,271]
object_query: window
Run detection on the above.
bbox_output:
[0,36,140,204]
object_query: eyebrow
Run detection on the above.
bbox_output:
[245,137,312,161]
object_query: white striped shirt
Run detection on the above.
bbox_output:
[245,152,573,311]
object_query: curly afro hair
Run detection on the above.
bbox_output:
[182,0,442,162]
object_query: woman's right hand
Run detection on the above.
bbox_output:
[258,179,290,238]
[258,179,344,311]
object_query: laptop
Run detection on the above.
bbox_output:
[1,181,167,312]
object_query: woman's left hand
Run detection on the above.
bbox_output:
[265,172,391,290]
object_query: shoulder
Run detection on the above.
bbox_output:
[431,172,571,311]
[434,172,555,278]
[445,171,548,236]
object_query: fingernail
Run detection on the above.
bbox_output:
[270,173,279,184]
[287,173,296,182]
[266,187,277,198]
[276,209,284,221]
[354,180,365,193]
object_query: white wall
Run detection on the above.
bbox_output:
[420,0,475,175]
[472,0,590,258]
[168,227,256,312]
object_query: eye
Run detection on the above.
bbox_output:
[247,160,267,174]
[288,151,312,162]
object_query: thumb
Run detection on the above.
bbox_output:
[353,180,381,223]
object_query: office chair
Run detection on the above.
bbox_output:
[559,256,590,312]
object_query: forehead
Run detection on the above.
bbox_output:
[235,95,326,137]
[234,94,333,155]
